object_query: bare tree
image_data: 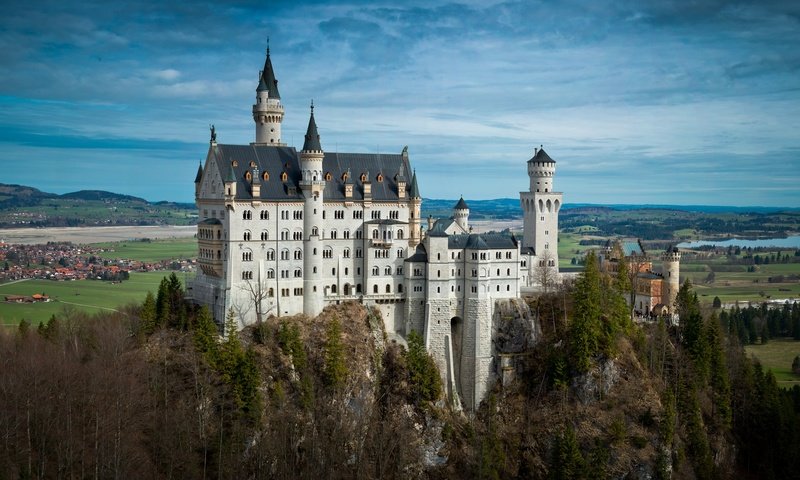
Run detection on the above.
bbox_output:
[237,275,273,325]
[534,250,558,293]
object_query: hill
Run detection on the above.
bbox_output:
[0,183,195,228]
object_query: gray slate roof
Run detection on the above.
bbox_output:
[454,196,469,210]
[212,144,411,202]
[258,49,280,99]
[405,244,428,263]
[527,147,555,164]
[448,232,518,250]
[194,163,203,183]
[302,109,322,152]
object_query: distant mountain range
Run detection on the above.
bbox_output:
[0,183,195,228]
[1,182,797,231]
[421,198,800,221]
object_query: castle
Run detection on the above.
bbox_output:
[599,239,681,317]
[192,48,562,409]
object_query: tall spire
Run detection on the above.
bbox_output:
[410,169,421,198]
[259,44,280,99]
[302,101,322,152]
[194,161,203,183]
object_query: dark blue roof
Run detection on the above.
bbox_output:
[213,144,411,202]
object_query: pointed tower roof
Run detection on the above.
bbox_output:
[225,164,236,183]
[527,146,555,163]
[194,162,203,183]
[409,170,421,198]
[302,102,322,152]
[454,196,469,210]
[258,45,280,99]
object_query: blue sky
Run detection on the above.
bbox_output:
[1,0,798,206]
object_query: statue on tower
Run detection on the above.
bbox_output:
[210,124,217,143]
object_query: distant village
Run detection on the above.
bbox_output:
[0,241,194,303]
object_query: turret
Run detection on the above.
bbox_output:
[453,196,469,232]
[528,146,556,193]
[300,103,325,317]
[252,46,285,145]
[224,164,237,201]
[661,246,681,313]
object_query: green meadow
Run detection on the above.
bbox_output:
[745,338,800,388]
[94,238,197,262]
[0,271,193,326]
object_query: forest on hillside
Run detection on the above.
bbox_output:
[1,271,799,479]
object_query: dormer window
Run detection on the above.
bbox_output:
[281,172,288,182]
[325,172,332,181]
[262,172,269,181]
[342,172,348,182]
[376,173,383,182]
[249,161,256,168]
[360,173,367,183]
[231,160,238,167]
[245,171,252,181]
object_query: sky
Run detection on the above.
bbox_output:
[1,0,799,207]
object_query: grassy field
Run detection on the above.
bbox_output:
[683,261,800,304]
[745,338,800,388]
[0,271,193,326]
[94,238,197,262]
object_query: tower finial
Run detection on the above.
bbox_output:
[310,99,314,114]
[267,36,270,56]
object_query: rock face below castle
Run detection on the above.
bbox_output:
[190,47,562,410]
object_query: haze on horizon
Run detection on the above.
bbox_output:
[1,0,798,207]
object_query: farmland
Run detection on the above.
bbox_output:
[0,271,193,326]
[745,338,800,388]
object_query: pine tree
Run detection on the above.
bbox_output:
[193,306,219,362]
[569,251,601,373]
[405,330,442,404]
[218,308,243,384]
[550,424,585,480]
[323,317,347,388]
[706,313,732,428]
[140,291,157,335]
[155,277,170,328]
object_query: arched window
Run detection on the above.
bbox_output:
[397,229,404,239]
[325,172,332,181]
[281,172,288,182]
[373,285,378,293]
[385,266,392,275]
[385,284,391,293]
[243,230,251,241]
[376,173,383,182]
[360,173,367,183]
[262,171,269,181]
[372,229,379,239]
[260,230,269,241]
[397,284,403,293]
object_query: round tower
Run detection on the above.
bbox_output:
[661,246,681,313]
[528,146,556,193]
[252,47,285,146]
[300,103,325,317]
[453,196,469,232]
[520,146,562,278]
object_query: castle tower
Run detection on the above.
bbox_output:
[661,246,681,313]
[300,103,325,317]
[453,196,469,232]
[409,170,422,247]
[520,146,563,279]
[252,46,285,146]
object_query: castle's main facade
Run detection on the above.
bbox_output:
[192,49,562,409]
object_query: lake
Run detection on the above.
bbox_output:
[678,235,800,249]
